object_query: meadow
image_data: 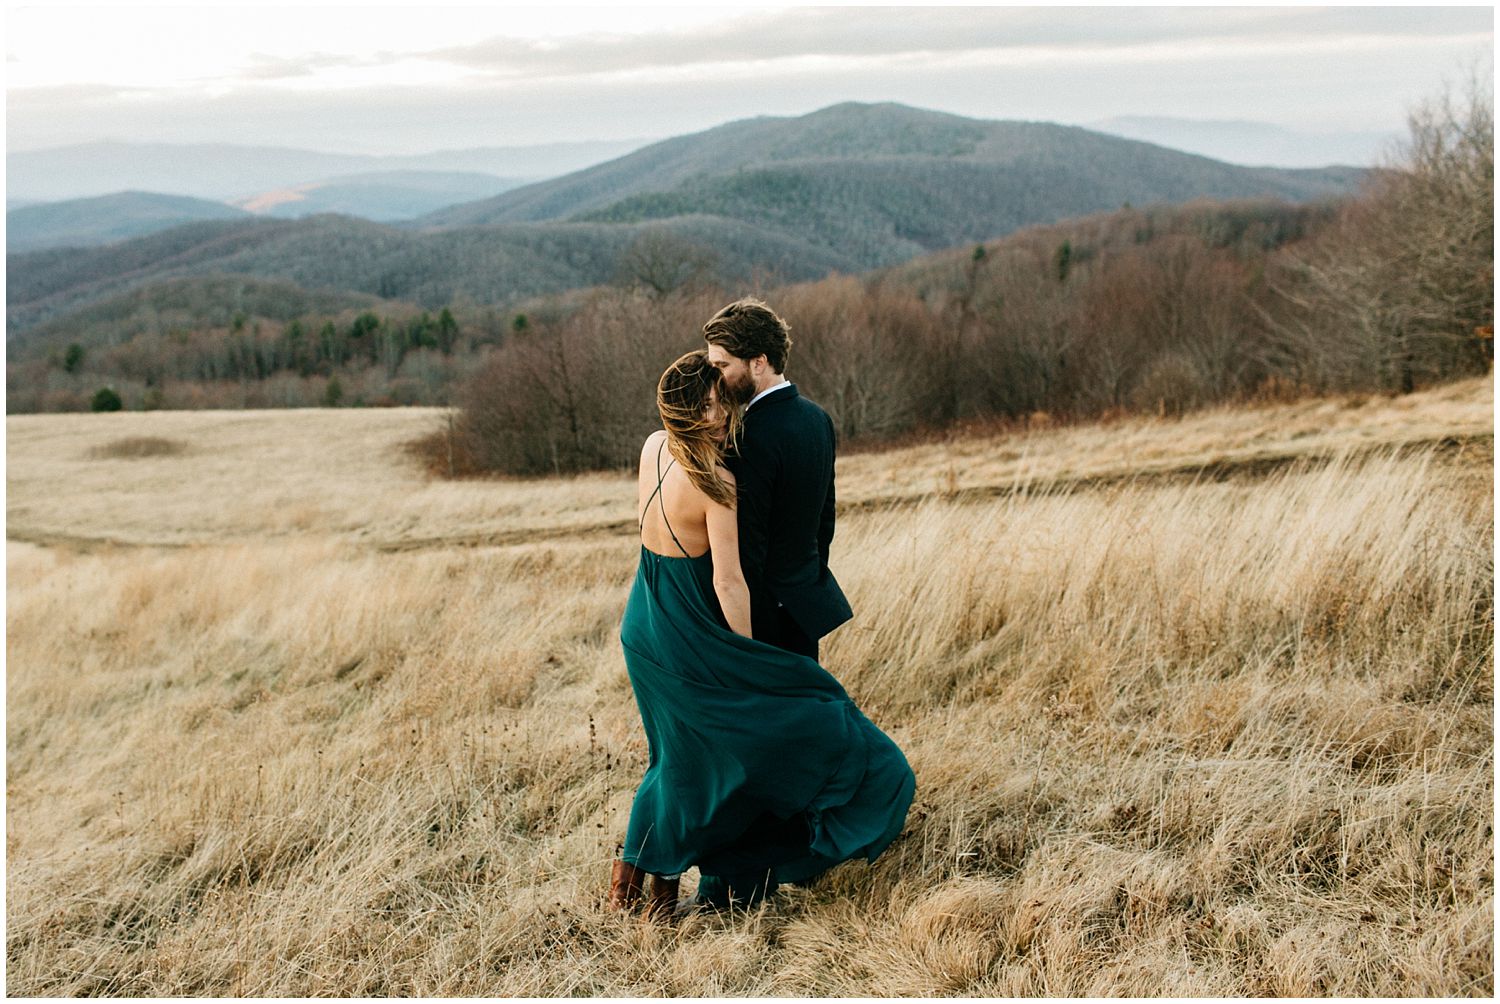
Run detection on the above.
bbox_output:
[6,375,1493,995]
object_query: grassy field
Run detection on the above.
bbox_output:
[6,376,1494,995]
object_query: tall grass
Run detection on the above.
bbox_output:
[6,430,1490,993]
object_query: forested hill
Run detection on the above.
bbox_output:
[7,192,253,253]
[8,101,1364,349]
[416,102,1363,232]
[5,213,850,345]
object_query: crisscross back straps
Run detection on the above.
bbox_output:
[640,438,691,558]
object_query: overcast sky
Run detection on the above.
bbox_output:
[5,2,1493,155]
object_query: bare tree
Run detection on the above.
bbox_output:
[615,230,721,300]
[1263,72,1493,392]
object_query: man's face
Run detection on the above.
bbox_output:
[707,344,757,405]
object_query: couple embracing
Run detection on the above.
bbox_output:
[609,298,916,919]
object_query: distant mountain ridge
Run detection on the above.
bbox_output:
[5,172,532,253]
[416,102,1361,233]
[6,138,655,203]
[8,102,1367,347]
[229,171,528,222]
[6,192,253,253]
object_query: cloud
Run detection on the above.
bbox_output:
[238,50,376,81]
[418,6,1492,81]
[6,6,1490,155]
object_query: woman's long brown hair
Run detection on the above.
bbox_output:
[656,349,741,509]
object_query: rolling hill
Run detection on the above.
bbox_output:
[5,213,850,350]
[5,138,653,203]
[229,171,528,222]
[6,192,253,253]
[11,275,391,356]
[8,102,1365,350]
[417,102,1362,237]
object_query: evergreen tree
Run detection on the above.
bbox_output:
[1055,240,1073,283]
[91,387,123,412]
[436,308,459,355]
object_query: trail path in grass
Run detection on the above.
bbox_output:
[7,375,1491,554]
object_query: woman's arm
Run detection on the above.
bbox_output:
[705,469,752,638]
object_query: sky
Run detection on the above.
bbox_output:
[5,2,1494,157]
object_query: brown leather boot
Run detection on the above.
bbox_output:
[609,860,645,910]
[644,874,681,922]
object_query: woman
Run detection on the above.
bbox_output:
[610,349,915,920]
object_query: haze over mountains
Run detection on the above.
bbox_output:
[5,138,653,204]
[8,102,1367,350]
[1087,117,1399,168]
[7,193,254,254]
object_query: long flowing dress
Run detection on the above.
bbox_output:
[619,453,915,897]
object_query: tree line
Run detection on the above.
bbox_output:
[9,81,1489,446]
[425,79,1491,476]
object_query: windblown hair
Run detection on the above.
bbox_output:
[656,350,740,509]
[702,297,793,374]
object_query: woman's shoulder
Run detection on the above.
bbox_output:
[714,463,736,487]
[639,429,669,457]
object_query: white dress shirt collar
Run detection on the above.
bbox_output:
[747,379,792,411]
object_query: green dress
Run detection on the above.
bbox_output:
[619,451,915,900]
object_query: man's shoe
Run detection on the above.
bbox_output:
[609,860,645,910]
[693,873,732,911]
[693,870,777,911]
[645,874,681,922]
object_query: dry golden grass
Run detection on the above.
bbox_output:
[6,377,1493,995]
[6,375,1490,551]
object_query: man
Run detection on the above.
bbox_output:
[695,296,858,911]
[703,297,852,661]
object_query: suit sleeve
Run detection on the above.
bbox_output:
[819,413,837,569]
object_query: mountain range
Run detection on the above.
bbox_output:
[5,138,654,203]
[7,102,1367,353]
[7,193,254,254]
[6,174,533,251]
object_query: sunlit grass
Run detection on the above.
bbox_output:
[5,378,1493,995]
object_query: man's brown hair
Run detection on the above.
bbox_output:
[702,297,793,374]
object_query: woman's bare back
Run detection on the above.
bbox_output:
[638,431,713,558]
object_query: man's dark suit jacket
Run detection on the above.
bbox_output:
[725,383,853,645]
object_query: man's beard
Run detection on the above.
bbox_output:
[725,373,756,406]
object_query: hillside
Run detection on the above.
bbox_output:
[418,102,1362,240]
[230,171,528,222]
[11,275,390,357]
[7,103,1365,349]
[6,192,253,252]
[6,138,652,203]
[6,213,851,348]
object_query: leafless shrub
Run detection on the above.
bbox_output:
[430,290,726,476]
[614,230,722,299]
[1262,72,1493,392]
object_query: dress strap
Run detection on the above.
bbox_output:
[640,438,692,558]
